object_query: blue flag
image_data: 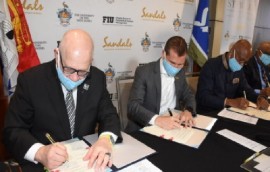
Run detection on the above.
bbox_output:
[188,0,209,67]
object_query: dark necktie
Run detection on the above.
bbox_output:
[260,64,269,88]
[65,90,76,137]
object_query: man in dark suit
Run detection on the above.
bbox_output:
[244,42,270,94]
[4,29,122,172]
[196,39,269,114]
[126,36,196,133]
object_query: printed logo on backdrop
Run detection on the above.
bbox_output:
[104,63,115,84]
[141,7,166,22]
[117,71,132,78]
[224,31,230,40]
[103,36,132,50]
[57,2,72,26]
[141,32,151,52]
[173,14,181,31]
[22,0,44,14]
[106,0,114,4]
[103,16,134,26]
[174,0,195,4]
[34,41,47,50]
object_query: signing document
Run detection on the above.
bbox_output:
[50,139,111,172]
[142,114,216,148]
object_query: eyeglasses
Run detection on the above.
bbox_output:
[59,54,90,78]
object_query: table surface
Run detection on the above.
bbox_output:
[130,113,270,172]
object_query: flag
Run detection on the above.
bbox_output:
[7,0,40,73]
[0,0,19,96]
[188,0,209,67]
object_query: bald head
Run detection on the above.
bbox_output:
[257,42,270,55]
[57,29,93,79]
[229,39,252,64]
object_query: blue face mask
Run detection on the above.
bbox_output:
[163,58,181,77]
[229,57,243,72]
[56,51,85,91]
[260,53,270,66]
[57,67,85,91]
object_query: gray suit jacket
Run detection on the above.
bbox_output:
[125,59,196,133]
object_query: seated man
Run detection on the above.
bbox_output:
[4,29,122,172]
[196,39,269,114]
[244,42,270,94]
[126,36,196,133]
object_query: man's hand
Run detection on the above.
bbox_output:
[35,143,68,170]
[225,98,249,109]
[257,96,269,110]
[179,110,195,128]
[83,136,113,172]
[260,87,270,96]
[155,115,181,130]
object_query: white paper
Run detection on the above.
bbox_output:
[218,109,258,125]
[254,154,270,172]
[83,132,156,169]
[194,114,217,131]
[50,140,112,172]
[143,125,208,148]
[217,129,267,152]
[118,159,162,172]
[228,107,270,121]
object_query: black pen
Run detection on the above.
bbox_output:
[168,108,173,116]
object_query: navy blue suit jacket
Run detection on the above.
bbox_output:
[196,54,258,113]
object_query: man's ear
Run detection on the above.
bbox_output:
[163,50,166,58]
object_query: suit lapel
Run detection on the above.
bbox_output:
[154,60,161,113]
[46,61,71,139]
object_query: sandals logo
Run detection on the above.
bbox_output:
[141,7,166,21]
[141,32,151,52]
[104,63,115,84]
[173,13,181,31]
[102,36,132,50]
[22,0,43,10]
[57,2,72,27]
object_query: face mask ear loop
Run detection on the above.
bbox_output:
[234,50,235,59]
[56,49,61,69]
[259,50,263,57]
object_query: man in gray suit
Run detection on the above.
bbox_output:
[126,36,196,133]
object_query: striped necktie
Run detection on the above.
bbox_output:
[65,90,76,138]
[260,63,269,88]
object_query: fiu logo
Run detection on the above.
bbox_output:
[103,16,114,23]
[57,2,72,27]
[22,0,43,11]
[103,36,132,49]
[104,63,115,84]
[141,7,166,20]
[173,13,181,31]
[141,32,151,52]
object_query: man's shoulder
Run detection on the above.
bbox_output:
[21,60,54,78]
[136,60,159,72]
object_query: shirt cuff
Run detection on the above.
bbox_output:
[99,132,118,143]
[24,143,44,164]
[255,89,260,94]
[149,115,159,125]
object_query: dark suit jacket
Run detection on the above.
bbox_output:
[3,60,122,171]
[243,56,270,91]
[125,59,196,133]
[196,54,258,114]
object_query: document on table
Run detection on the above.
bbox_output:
[194,114,217,131]
[118,159,162,172]
[142,125,208,148]
[241,147,270,172]
[228,107,270,121]
[218,108,258,125]
[83,132,156,169]
[216,129,267,152]
[50,139,112,172]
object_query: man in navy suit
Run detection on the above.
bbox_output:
[244,42,270,94]
[126,36,196,133]
[196,39,269,114]
[4,29,122,172]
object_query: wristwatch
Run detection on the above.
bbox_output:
[101,134,115,145]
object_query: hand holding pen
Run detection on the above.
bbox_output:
[34,133,69,170]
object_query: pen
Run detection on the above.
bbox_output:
[45,133,56,144]
[243,91,246,99]
[168,108,173,116]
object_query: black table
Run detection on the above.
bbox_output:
[130,114,270,172]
